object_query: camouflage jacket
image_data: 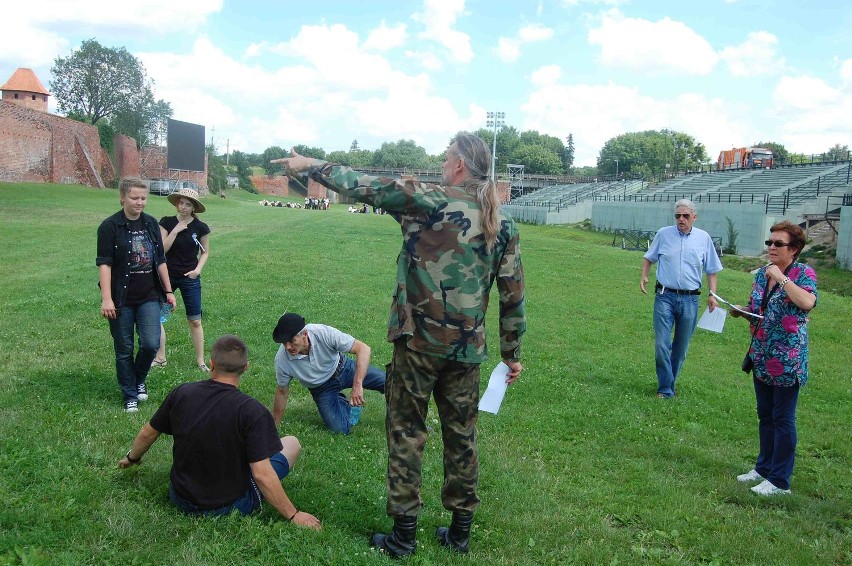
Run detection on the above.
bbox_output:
[308,162,526,363]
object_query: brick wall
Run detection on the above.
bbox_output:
[0,100,113,186]
[1,91,48,113]
[250,174,290,196]
[114,135,140,179]
[497,180,510,203]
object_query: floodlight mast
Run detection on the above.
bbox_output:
[486,111,505,182]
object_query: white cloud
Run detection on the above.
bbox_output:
[530,65,562,85]
[10,1,220,32]
[137,24,474,154]
[363,21,408,51]
[588,10,718,75]
[412,0,473,63]
[404,50,444,71]
[497,38,521,63]
[562,0,628,6]
[1,1,221,68]
[518,24,554,42]
[841,58,852,85]
[771,74,852,152]
[496,24,554,62]
[520,79,751,166]
[0,24,69,68]
[719,31,785,77]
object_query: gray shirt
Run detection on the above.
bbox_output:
[274,323,355,388]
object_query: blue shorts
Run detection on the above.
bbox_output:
[170,452,291,516]
[170,275,202,320]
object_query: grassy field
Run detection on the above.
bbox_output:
[0,182,849,565]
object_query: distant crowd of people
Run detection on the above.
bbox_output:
[347,203,385,214]
[259,199,302,208]
[305,197,330,210]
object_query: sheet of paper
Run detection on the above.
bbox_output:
[479,362,510,414]
[697,306,727,333]
[710,291,764,319]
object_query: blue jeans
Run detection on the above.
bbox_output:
[653,291,699,397]
[169,452,291,516]
[108,300,160,401]
[754,377,799,490]
[308,357,386,434]
[171,275,202,320]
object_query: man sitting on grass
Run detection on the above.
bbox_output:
[118,334,321,528]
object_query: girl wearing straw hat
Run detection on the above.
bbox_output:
[154,188,211,371]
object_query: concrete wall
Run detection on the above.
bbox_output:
[591,201,775,257]
[837,206,852,270]
[503,200,593,225]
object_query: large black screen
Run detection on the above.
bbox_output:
[167,119,205,172]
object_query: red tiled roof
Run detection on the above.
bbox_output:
[1,68,50,95]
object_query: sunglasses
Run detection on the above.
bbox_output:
[765,240,791,248]
[674,213,692,219]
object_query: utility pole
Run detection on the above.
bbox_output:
[226,139,230,166]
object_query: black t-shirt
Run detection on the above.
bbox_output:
[149,380,282,509]
[125,217,159,305]
[159,216,211,279]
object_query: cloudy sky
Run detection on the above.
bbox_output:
[2,0,851,166]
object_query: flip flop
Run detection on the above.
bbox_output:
[151,359,167,368]
[199,363,210,372]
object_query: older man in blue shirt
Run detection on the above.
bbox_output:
[640,199,722,398]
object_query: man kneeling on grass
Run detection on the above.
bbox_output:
[118,334,321,528]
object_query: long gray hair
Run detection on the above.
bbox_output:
[451,133,500,252]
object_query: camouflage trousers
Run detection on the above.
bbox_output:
[384,339,481,517]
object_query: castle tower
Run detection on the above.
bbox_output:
[1,68,50,112]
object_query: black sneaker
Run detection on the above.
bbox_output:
[137,383,148,401]
[124,399,139,413]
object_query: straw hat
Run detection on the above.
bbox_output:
[167,188,206,213]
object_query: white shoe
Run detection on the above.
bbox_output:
[736,469,764,483]
[751,479,790,496]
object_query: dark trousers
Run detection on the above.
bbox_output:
[384,340,481,517]
[753,377,800,490]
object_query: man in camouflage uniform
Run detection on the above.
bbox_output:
[275,133,525,557]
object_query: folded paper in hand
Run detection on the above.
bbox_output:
[479,362,510,414]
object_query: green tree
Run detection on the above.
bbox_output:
[292,145,326,160]
[111,95,172,148]
[230,150,256,192]
[599,129,708,180]
[206,144,228,194]
[262,146,289,174]
[565,133,575,172]
[372,139,432,169]
[825,143,850,161]
[50,39,152,126]
[510,144,564,175]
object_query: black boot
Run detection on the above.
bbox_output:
[435,511,473,553]
[371,516,417,559]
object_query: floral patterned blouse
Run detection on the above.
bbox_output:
[747,262,818,387]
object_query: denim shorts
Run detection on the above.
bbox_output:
[171,275,203,320]
[169,451,291,516]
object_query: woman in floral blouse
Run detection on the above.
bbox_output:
[730,221,817,496]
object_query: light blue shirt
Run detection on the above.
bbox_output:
[275,323,356,388]
[644,225,722,291]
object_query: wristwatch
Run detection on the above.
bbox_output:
[126,450,141,464]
